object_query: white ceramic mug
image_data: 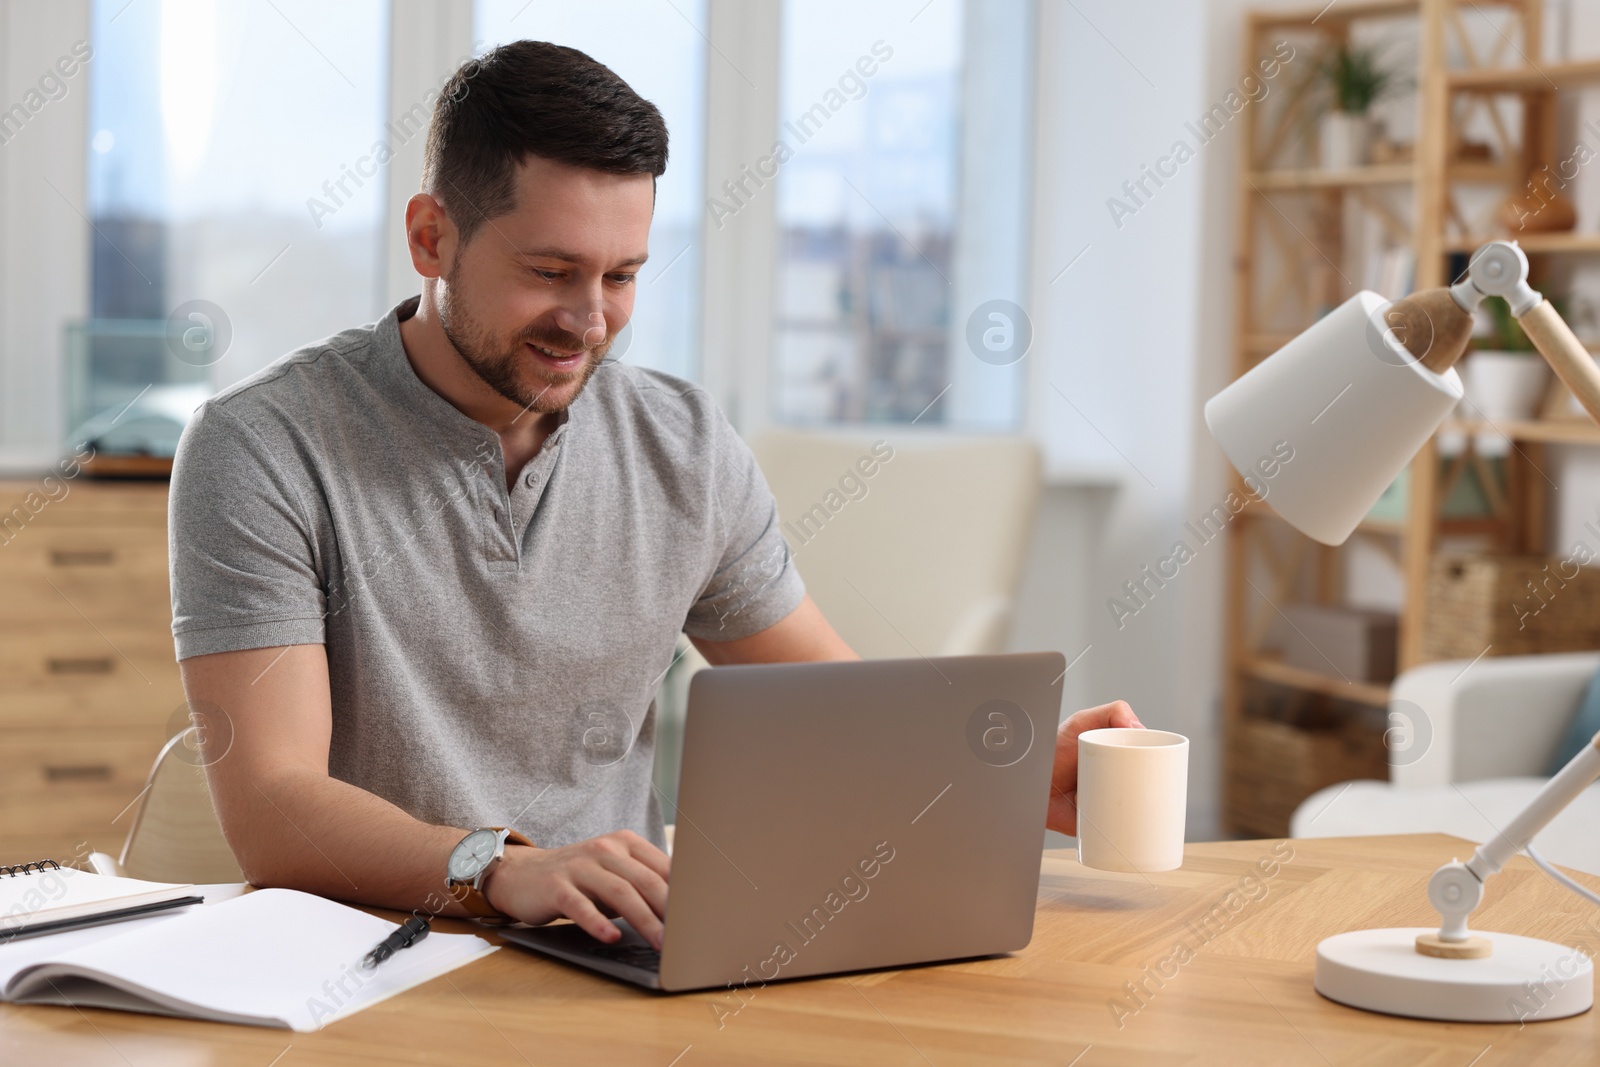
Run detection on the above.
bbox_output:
[1076,728,1189,873]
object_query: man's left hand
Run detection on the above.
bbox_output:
[1046,700,1142,836]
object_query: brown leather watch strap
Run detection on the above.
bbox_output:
[447,827,534,923]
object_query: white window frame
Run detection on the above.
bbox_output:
[697,0,779,433]
[383,1,474,308]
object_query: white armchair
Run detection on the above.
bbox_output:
[1291,652,1600,874]
[751,430,1041,659]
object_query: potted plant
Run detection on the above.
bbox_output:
[1462,297,1554,435]
[1317,44,1396,169]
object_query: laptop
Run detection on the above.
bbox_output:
[500,652,1065,992]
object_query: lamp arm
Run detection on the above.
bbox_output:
[1468,731,1600,879]
[1437,240,1600,423]
[1514,298,1600,425]
[1427,731,1600,941]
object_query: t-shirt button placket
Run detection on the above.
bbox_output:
[487,498,515,563]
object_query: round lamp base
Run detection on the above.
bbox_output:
[1315,928,1593,1023]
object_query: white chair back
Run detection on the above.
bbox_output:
[113,727,244,884]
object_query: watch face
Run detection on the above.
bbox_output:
[448,829,500,882]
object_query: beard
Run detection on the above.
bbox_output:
[436,257,614,416]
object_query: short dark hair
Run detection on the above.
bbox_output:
[422,41,668,245]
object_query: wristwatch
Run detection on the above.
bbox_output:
[445,826,533,924]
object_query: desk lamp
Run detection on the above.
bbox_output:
[1205,240,1600,1022]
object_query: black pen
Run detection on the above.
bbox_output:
[362,916,431,970]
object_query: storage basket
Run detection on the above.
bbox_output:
[1424,553,1600,661]
[1224,713,1387,839]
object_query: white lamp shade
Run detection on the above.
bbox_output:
[1205,291,1464,546]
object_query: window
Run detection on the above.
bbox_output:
[59,1,1023,455]
[475,0,708,383]
[769,0,1031,428]
[78,0,389,453]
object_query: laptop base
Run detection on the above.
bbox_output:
[500,920,662,990]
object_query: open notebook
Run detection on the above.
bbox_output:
[0,886,496,1031]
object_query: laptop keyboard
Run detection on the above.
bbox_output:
[582,940,661,972]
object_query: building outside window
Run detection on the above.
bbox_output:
[78,0,389,454]
[769,0,1030,430]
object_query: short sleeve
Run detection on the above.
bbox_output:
[682,412,805,641]
[169,402,328,659]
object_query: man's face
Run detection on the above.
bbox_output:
[436,155,654,415]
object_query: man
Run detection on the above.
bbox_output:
[171,41,1141,955]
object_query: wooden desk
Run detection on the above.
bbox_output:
[4,834,1598,1065]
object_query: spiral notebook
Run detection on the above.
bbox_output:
[0,875,496,1031]
[0,860,203,945]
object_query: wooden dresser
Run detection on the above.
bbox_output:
[0,479,184,865]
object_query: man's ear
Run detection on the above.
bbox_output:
[405,193,455,280]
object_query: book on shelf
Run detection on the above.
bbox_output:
[1363,245,1416,301]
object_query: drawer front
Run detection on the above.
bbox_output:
[0,526,170,622]
[0,525,168,576]
[0,623,180,687]
[0,624,184,730]
[0,729,171,857]
[0,481,167,531]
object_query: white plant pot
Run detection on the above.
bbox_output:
[1320,112,1371,170]
[1462,351,1549,456]
[1465,351,1550,422]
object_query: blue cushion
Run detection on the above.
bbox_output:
[1546,663,1600,776]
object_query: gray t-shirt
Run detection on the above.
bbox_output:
[169,296,804,850]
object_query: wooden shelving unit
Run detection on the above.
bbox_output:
[1449,56,1600,90]
[1223,0,1600,836]
[1248,160,1515,189]
[1240,657,1394,708]
[1444,233,1600,254]
[1444,417,1600,445]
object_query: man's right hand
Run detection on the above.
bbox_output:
[482,830,671,950]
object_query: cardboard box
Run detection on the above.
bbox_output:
[1272,603,1399,684]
